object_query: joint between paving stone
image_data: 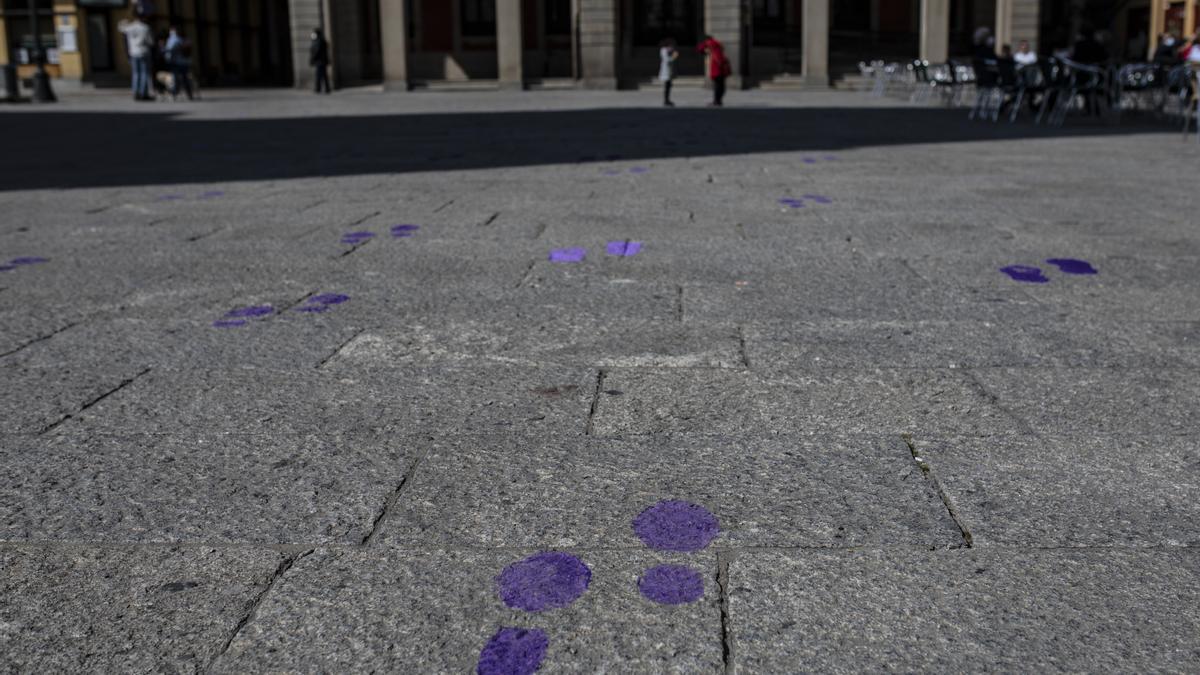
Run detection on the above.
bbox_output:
[901,434,974,548]
[38,367,152,435]
[963,370,1039,436]
[675,286,685,322]
[206,548,314,672]
[736,325,751,368]
[316,328,367,370]
[584,369,607,436]
[717,550,735,675]
[360,449,432,546]
[0,320,82,360]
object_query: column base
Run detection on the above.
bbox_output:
[382,79,411,92]
[497,80,527,91]
[580,77,618,90]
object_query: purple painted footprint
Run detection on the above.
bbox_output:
[295,293,350,313]
[1045,258,1097,275]
[198,190,225,199]
[778,198,805,209]
[391,224,420,238]
[802,194,833,204]
[633,500,719,553]
[477,628,549,675]
[638,565,705,605]
[10,257,49,266]
[496,551,592,612]
[1000,265,1050,283]
[214,304,273,327]
[606,241,642,257]
[549,247,586,263]
[211,319,247,328]
[628,167,649,174]
[341,231,376,245]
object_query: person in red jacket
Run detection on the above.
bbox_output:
[697,35,731,106]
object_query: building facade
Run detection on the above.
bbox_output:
[0,0,292,87]
[4,0,1197,89]
[287,0,1054,90]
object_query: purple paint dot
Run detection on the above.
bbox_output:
[225,305,274,318]
[341,231,376,244]
[9,257,48,265]
[632,500,719,552]
[802,158,818,164]
[496,552,591,612]
[638,565,705,605]
[548,247,586,263]
[624,241,642,256]
[1046,258,1098,275]
[391,224,420,237]
[308,293,350,305]
[823,155,838,161]
[199,190,225,199]
[629,167,649,174]
[476,627,548,675]
[1000,265,1050,283]
[212,319,247,328]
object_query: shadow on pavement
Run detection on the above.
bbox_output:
[0,106,1169,191]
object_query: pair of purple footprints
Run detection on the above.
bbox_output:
[477,500,718,675]
[0,256,48,273]
[1001,258,1098,283]
[211,293,350,328]
[549,241,642,263]
[778,195,833,209]
[341,224,420,245]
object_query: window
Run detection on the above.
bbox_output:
[633,0,701,47]
[461,0,496,38]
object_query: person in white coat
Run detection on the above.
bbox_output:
[118,14,154,100]
[659,38,678,107]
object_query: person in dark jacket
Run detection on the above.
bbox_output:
[310,28,330,94]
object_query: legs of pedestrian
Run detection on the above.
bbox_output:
[315,65,330,94]
[132,56,150,100]
[172,66,193,100]
[713,76,726,106]
[664,80,673,107]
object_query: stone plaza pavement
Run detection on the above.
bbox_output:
[0,86,1198,672]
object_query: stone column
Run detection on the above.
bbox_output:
[919,0,950,62]
[578,0,618,89]
[1011,0,1040,52]
[801,0,828,87]
[705,0,744,89]
[288,0,324,89]
[995,0,1040,51]
[995,0,1013,49]
[497,0,525,89]
[379,0,410,90]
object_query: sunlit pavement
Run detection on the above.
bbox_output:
[1,88,1198,672]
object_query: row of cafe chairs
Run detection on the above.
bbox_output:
[860,54,1199,143]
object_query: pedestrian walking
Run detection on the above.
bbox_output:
[659,38,678,107]
[697,35,730,107]
[118,14,154,101]
[310,28,331,94]
[165,26,194,100]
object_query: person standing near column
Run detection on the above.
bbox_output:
[118,13,154,101]
[659,38,678,107]
[310,28,331,94]
[697,35,730,107]
[164,26,194,100]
